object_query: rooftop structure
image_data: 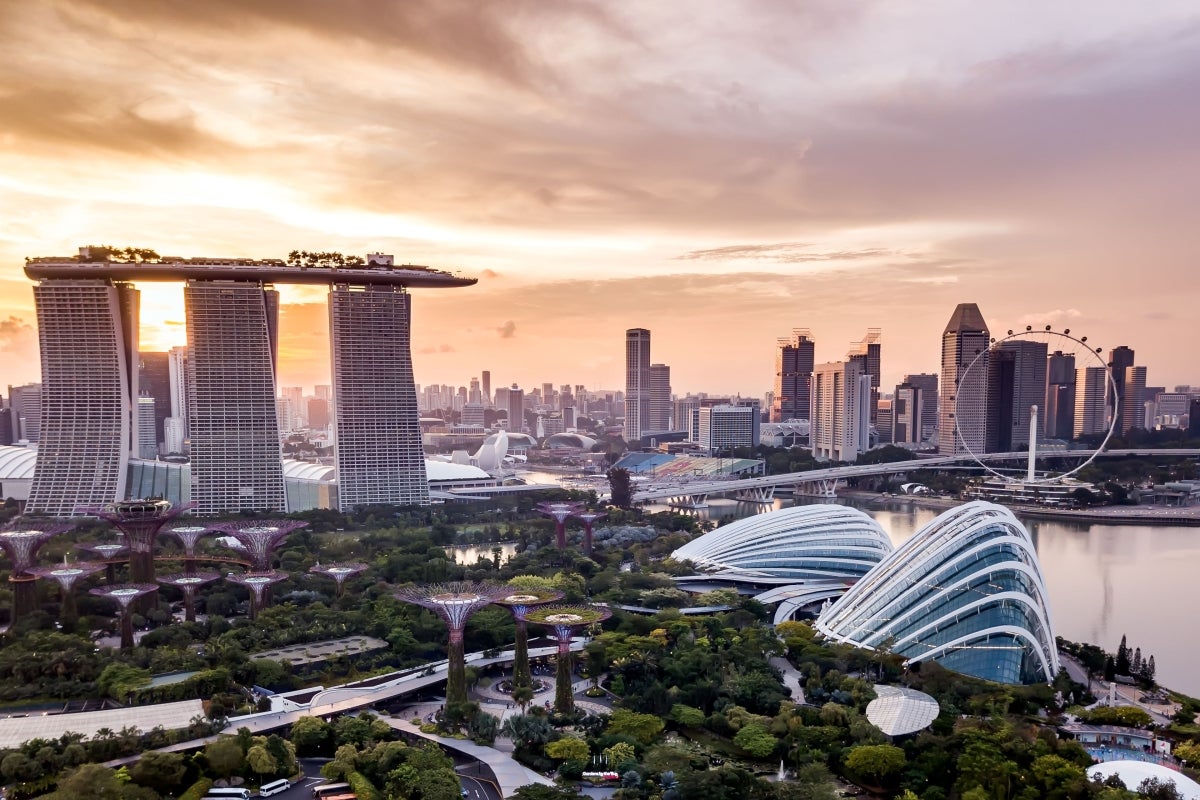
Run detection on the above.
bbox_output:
[865,686,940,737]
[157,572,221,622]
[520,604,613,714]
[89,583,158,648]
[226,571,287,619]
[309,562,369,597]
[208,520,308,571]
[816,501,1058,685]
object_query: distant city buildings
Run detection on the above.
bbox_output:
[986,339,1048,452]
[697,404,759,452]
[939,303,990,455]
[624,328,651,441]
[1074,366,1110,438]
[810,359,871,461]
[772,329,815,422]
[1045,351,1076,440]
[649,363,672,432]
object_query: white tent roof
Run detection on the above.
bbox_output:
[866,685,940,736]
[1089,761,1200,799]
[0,700,205,749]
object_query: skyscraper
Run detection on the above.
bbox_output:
[892,382,926,445]
[939,304,990,455]
[903,373,939,441]
[185,280,286,515]
[329,284,428,509]
[649,363,672,432]
[848,329,882,425]
[27,280,139,515]
[772,329,815,422]
[1121,365,1148,434]
[625,328,651,441]
[506,384,525,434]
[986,339,1047,452]
[810,360,871,461]
[1074,366,1109,438]
[1045,351,1076,440]
[481,371,492,407]
[136,396,158,459]
[167,345,189,432]
[7,383,42,443]
[1109,345,1135,430]
[138,351,171,452]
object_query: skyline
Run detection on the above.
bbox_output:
[2,2,1199,393]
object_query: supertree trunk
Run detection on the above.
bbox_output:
[61,589,78,626]
[512,617,531,693]
[120,610,135,650]
[129,550,157,612]
[446,628,468,717]
[183,588,197,623]
[11,577,36,623]
[555,637,574,714]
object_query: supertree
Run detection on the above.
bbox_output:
[491,586,564,707]
[89,584,158,649]
[226,572,288,620]
[572,510,607,555]
[28,559,104,624]
[309,563,368,598]
[536,501,584,549]
[0,521,72,621]
[157,572,221,622]
[520,604,612,714]
[394,582,511,720]
[162,524,214,575]
[208,521,308,571]
[83,500,195,588]
[76,542,128,584]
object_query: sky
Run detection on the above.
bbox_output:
[1,1,1198,397]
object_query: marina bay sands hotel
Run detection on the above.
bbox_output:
[23,248,475,517]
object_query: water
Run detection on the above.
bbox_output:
[446,542,520,565]
[646,496,1200,696]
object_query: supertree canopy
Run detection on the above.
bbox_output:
[0,521,73,620]
[394,582,511,719]
[309,563,368,597]
[89,583,158,649]
[492,587,564,706]
[537,501,585,549]
[572,510,607,554]
[76,541,128,584]
[163,525,214,574]
[520,603,613,714]
[85,500,195,588]
[209,521,308,571]
[157,572,221,622]
[29,559,104,623]
[226,571,288,619]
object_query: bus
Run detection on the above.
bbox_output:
[259,779,290,797]
[206,790,251,800]
[311,783,352,799]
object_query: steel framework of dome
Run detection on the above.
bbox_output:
[208,520,308,571]
[815,501,1059,685]
[671,505,894,581]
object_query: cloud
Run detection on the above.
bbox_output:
[419,344,456,354]
[677,243,895,263]
[496,320,517,339]
[480,269,501,279]
[0,316,33,350]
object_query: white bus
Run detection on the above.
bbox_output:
[206,790,251,800]
[259,780,290,797]
[311,783,352,799]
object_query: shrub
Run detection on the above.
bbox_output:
[346,770,383,800]
[179,777,214,800]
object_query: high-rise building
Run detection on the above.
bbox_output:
[481,371,492,407]
[1108,346,1135,430]
[939,304,990,455]
[314,384,333,401]
[185,280,286,515]
[1045,351,1076,440]
[811,360,871,461]
[986,340,1047,452]
[876,398,893,444]
[138,352,171,452]
[1074,366,1109,438]
[281,386,305,427]
[697,405,759,452]
[7,383,42,443]
[903,373,939,441]
[468,377,482,404]
[1121,365,1148,434]
[167,346,189,429]
[674,397,700,434]
[136,396,158,460]
[276,397,296,435]
[505,384,525,433]
[649,363,672,432]
[625,328,652,441]
[772,329,815,422]
[1189,399,1200,437]
[27,280,139,515]
[329,284,428,509]
[892,382,926,445]
[164,416,186,455]
[307,397,330,429]
[848,329,882,425]
[461,402,485,427]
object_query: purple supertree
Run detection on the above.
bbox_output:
[520,603,613,714]
[394,582,511,717]
[208,521,308,571]
[537,501,585,549]
[157,572,221,622]
[309,563,368,598]
[163,524,213,574]
[571,510,607,554]
[492,587,564,705]
[0,521,72,620]
[89,583,158,649]
[76,542,128,584]
[83,501,195,589]
[226,571,288,619]
[28,559,104,623]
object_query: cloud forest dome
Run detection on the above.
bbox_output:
[815,501,1059,686]
[671,505,894,581]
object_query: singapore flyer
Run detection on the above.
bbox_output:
[953,325,1119,485]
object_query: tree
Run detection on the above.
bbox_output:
[607,467,633,508]
[204,737,245,779]
[1145,655,1157,683]
[511,786,581,800]
[1115,634,1131,675]
[603,742,636,769]
[545,737,590,763]
[844,744,906,788]
[130,751,186,794]
[1137,777,1185,800]
[52,764,126,800]
[1173,742,1200,765]
[607,709,665,744]
[733,723,778,758]
[247,744,277,778]
[501,714,553,749]
[290,716,333,756]
[669,703,706,727]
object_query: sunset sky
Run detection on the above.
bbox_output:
[2,1,1198,396]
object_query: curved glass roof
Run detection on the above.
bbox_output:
[0,446,36,480]
[816,501,1058,685]
[866,685,940,736]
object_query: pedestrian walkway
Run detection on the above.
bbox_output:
[769,656,807,705]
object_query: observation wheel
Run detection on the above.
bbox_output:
[953,325,1118,484]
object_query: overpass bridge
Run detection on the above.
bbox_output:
[631,449,1200,508]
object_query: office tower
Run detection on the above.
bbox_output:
[673,397,700,434]
[1045,351,1077,439]
[697,405,759,452]
[281,386,305,427]
[1121,365,1147,434]
[185,280,286,515]
[811,360,871,461]
[876,398,893,443]
[0,408,11,446]
[453,386,467,412]
[986,340,1048,452]
[1189,399,1200,437]
[574,384,586,414]
[772,329,815,422]
[461,402,485,427]
[138,352,171,451]
[136,397,158,459]
[27,280,139,515]
[329,284,428,509]
[559,385,575,412]
[481,371,492,406]
[1108,346,1135,428]
[892,382,925,445]
[314,384,333,401]
[307,397,330,429]
[276,397,296,434]
[7,383,42,443]
[939,304,990,455]
[848,329,882,425]
[649,363,672,432]
[500,384,525,433]
[164,417,186,455]
[541,383,555,410]
[1074,366,1109,438]
[469,377,482,404]
[563,406,576,429]
[903,373,939,441]
[167,346,189,430]
[625,328,652,440]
